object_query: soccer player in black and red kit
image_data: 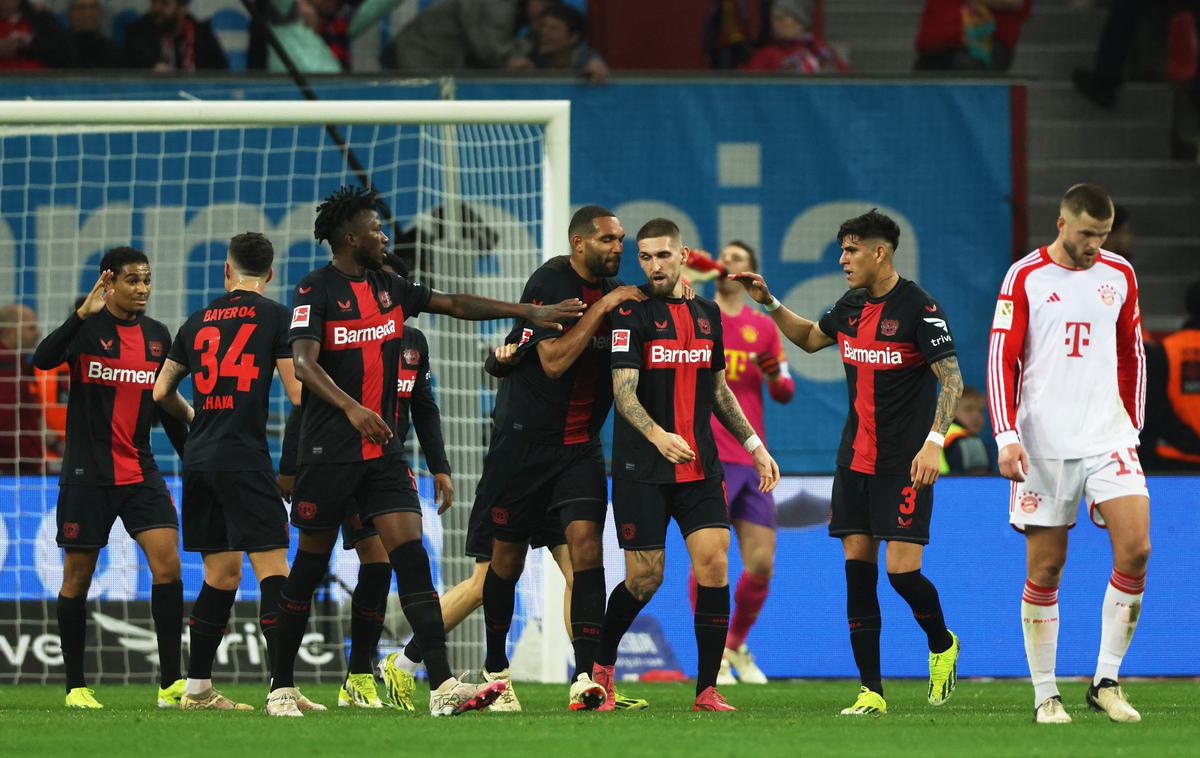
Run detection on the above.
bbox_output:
[152,232,311,711]
[472,205,646,711]
[268,185,584,717]
[733,210,965,716]
[33,246,190,710]
[278,252,454,711]
[602,218,780,712]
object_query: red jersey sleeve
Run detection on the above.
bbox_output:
[1115,267,1146,430]
[987,265,1031,446]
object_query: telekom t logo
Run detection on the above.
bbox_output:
[1065,321,1091,357]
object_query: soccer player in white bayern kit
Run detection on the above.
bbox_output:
[987,184,1149,725]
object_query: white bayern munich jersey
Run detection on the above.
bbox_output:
[987,246,1145,459]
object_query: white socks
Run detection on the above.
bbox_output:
[1094,569,1146,686]
[185,677,212,696]
[1021,579,1060,706]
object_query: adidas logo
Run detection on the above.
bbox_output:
[1045,292,1061,304]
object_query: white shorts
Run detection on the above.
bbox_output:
[1009,448,1149,530]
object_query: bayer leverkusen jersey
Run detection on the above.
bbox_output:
[168,290,291,472]
[289,264,431,464]
[610,289,726,484]
[35,309,173,486]
[494,256,621,445]
[817,277,957,475]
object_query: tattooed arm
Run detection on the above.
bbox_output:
[910,354,964,491]
[612,367,695,464]
[712,370,780,492]
[152,358,194,425]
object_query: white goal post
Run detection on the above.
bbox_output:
[0,99,571,684]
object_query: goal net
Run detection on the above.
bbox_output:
[0,100,570,685]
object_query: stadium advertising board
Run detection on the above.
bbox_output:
[2,475,1196,681]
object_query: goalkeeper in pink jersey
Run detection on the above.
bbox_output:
[697,241,794,684]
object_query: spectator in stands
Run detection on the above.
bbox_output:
[382,0,532,71]
[0,304,49,474]
[530,4,608,82]
[124,0,229,71]
[295,0,355,70]
[939,385,995,474]
[707,0,757,70]
[1074,0,1200,109]
[1142,280,1200,470]
[741,0,848,74]
[914,0,1032,72]
[0,0,77,69]
[1107,204,1134,260]
[67,0,124,68]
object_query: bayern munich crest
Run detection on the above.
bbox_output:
[1019,492,1042,514]
[880,319,899,336]
[1098,284,1116,306]
[741,325,759,343]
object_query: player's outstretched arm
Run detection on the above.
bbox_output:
[425,291,586,332]
[729,272,834,353]
[712,370,780,492]
[275,357,302,407]
[292,338,392,446]
[152,358,195,424]
[910,355,964,491]
[613,367,695,464]
[537,285,647,378]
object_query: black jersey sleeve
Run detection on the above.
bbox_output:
[484,322,523,378]
[166,321,190,369]
[154,327,189,458]
[408,330,450,476]
[390,273,433,320]
[913,296,957,363]
[32,312,85,369]
[817,300,841,341]
[272,302,293,359]
[288,274,325,344]
[514,265,569,353]
[707,302,726,373]
[609,300,646,371]
[279,404,301,476]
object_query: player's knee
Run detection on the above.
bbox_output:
[150,554,182,584]
[491,549,525,580]
[59,572,92,598]
[1028,558,1065,587]
[1117,539,1151,574]
[205,567,242,591]
[570,537,602,571]
[693,552,728,586]
[627,569,663,602]
[744,548,775,578]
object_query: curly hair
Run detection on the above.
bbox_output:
[313,185,381,248]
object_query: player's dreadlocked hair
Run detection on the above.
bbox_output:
[313,185,381,248]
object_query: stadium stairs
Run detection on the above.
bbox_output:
[827,0,1200,333]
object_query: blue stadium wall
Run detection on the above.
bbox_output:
[1,77,1015,473]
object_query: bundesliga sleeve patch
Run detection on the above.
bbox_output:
[611,329,631,352]
[291,305,311,328]
[992,300,1014,330]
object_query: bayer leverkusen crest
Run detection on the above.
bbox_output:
[403,348,420,366]
[697,318,712,335]
[378,291,392,309]
[880,319,899,336]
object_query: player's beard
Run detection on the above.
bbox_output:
[354,245,384,271]
[1061,238,1095,269]
[585,247,619,279]
[649,273,677,297]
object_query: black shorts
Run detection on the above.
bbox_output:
[464,492,567,559]
[611,476,729,551]
[56,478,178,549]
[182,470,289,553]
[291,457,420,533]
[340,506,378,551]
[829,466,933,544]
[471,432,605,549]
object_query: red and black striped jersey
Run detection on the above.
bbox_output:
[817,278,957,475]
[32,308,174,486]
[493,256,621,445]
[610,289,726,484]
[168,290,292,472]
[288,264,431,465]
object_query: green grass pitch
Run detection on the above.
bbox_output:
[2,679,1195,757]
